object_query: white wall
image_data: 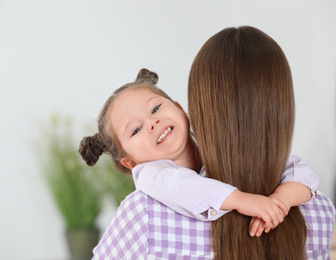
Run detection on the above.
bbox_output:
[1,1,335,259]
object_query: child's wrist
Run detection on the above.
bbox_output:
[220,189,241,211]
[230,190,246,211]
[269,193,290,212]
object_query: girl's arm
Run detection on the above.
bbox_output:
[249,155,320,236]
[133,156,319,223]
[134,159,286,228]
[223,155,319,213]
[279,155,319,205]
[133,159,237,221]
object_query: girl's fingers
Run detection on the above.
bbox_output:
[255,220,265,237]
[271,197,288,215]
[274,205,285,227]
[260,213,272,229]
[265,206,285,230]
[268,205,281,227]
[249,217,261,236]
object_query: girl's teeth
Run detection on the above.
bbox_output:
[157,127,173,144]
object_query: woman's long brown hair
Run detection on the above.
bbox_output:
[188,26,307,259]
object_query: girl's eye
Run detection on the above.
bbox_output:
[152,104,161,114]
[132,126,142,137]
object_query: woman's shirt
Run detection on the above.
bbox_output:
[92,190,335,259]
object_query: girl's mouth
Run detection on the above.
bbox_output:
[157,127,173,144]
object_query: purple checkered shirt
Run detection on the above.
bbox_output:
[93,190,335,259]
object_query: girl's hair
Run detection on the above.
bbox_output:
[79,68,174,174]
[188,26,307,259]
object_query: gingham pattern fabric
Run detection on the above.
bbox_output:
[93,190,213,259]
[301,191,336,259]
[146,194,213,259]
[93,190,335,260]
[93,191,149,259]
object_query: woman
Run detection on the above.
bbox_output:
[188,26,335,259]
[91,26,335,259]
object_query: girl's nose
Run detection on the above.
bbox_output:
[148,119,160,132]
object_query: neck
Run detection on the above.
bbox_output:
[174,136,202,172]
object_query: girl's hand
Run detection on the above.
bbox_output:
[249,181,311,237]
[249,217,275,237]
[249,197,289,237]
[222,190,287,233]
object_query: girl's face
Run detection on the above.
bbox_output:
[109,87,191,169]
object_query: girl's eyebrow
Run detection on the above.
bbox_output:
[146,96,160,104]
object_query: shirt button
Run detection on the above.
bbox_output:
[210,209,217,216]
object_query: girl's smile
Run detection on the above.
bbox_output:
[157,126,173,144]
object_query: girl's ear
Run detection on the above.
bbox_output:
[120,157,138,169]
[174,102,185,112]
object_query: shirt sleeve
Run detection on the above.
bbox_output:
[92,191,149,260]
[132,159,237,221]
[281,155,320,199]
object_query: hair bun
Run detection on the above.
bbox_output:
[135,68,159,85]
[78,134,105,166]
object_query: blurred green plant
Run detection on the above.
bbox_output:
[35,114,135,229]
[102,159,136,206]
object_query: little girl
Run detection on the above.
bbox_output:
[79,68,318,236]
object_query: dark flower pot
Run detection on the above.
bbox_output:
[66,227,100,260]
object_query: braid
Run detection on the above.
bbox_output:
[79,133,106,166]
